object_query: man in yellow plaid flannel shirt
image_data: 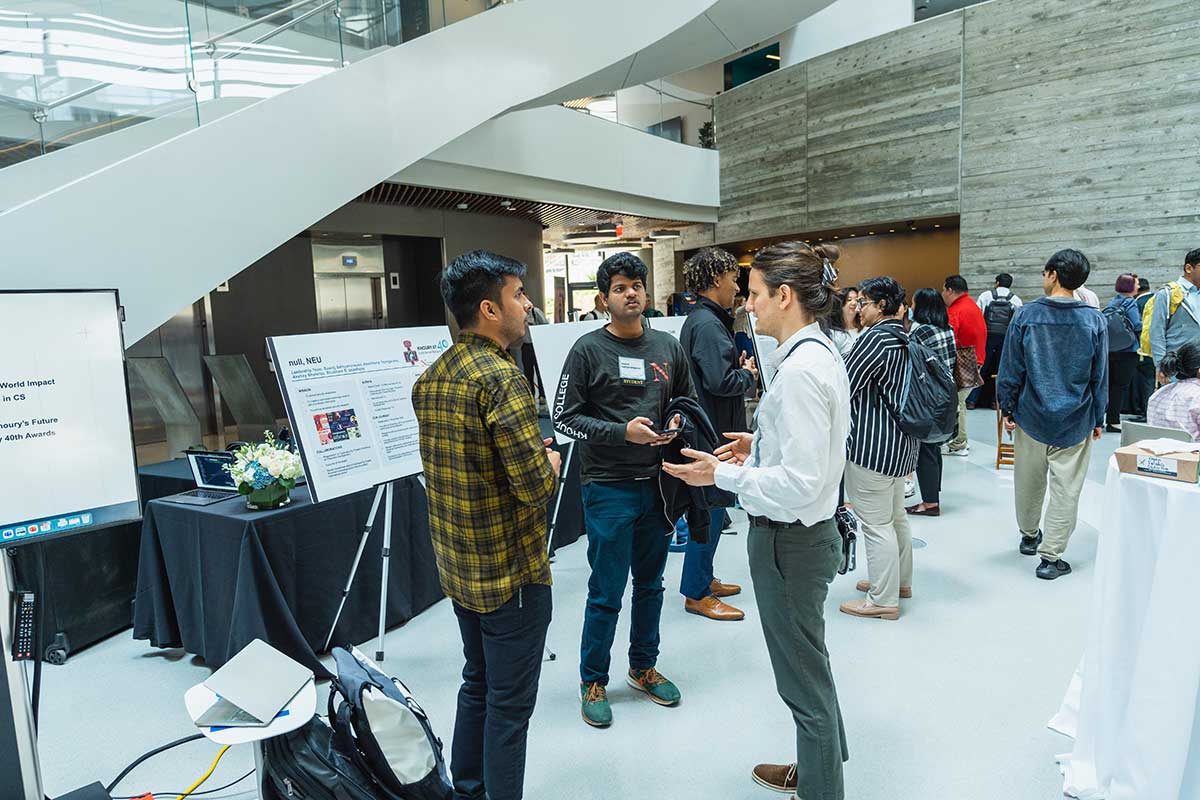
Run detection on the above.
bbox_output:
[413,250,560,800]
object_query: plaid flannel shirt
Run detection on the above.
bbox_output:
[412,332,556,613]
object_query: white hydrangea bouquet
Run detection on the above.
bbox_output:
[224,431,305,510]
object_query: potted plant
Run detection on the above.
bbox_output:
[225,431,305,510]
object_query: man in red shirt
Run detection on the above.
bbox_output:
[942,275,987,455]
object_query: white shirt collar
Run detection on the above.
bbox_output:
[766,322,825,371]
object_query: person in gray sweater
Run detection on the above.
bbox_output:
[1149,248,1200,384]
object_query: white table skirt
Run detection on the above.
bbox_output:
[1055,459,1200,799]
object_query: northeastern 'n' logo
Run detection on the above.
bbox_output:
[650,361,670,383]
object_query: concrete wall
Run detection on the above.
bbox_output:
[714,11,962,244]
[712,0,1200,295]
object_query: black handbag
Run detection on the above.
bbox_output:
[834,505,858,575]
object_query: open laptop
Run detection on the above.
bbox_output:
[161,451,239,506]
[195,638,312,727]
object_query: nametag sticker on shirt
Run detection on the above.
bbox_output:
[618,356,646,383]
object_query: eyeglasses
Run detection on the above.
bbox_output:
[854,298,877,308]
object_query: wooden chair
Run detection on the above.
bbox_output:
[995,392,1015,469]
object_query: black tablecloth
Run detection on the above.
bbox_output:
[133,477,443,679]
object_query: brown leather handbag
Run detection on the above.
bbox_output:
[954,346,984,390]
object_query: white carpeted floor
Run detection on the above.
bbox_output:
[37,409,1121,799]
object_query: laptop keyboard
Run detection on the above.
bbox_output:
[180,489,234,500]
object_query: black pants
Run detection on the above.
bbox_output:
[1107,352,1138,425]
[451,584,552,800]
[519,342,543,400]
[915,442,943,505]
[974,332,1007,409]
[1128,354,1156,416]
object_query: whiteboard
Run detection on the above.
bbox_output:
[0,290,140,547]
[268,326,451,503]
[532,317,685,445]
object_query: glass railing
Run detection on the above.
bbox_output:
[0,0,492,171]
[563,79,715,149]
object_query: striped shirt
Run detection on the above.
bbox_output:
[910,322,956,374]
[1147,377,1200,441]
[845,319,919,477]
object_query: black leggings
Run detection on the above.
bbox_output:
[1107,352,1138,425]
[915,442,943,505]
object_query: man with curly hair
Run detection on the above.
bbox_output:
[677,247,758,621]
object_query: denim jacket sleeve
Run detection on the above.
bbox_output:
[1090,321,1109,429]
[996,316,1025,417]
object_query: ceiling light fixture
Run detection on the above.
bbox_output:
[499,200,512,207]
[564,231,615,245]
[649,229,681,240]
[766,54,781,61]
[456,202,469,210]
[361,234,372,238]
[934,224,941,228]
[868,231,876,235]
[889,229,895,233]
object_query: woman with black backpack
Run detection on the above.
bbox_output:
[906,289,957,517]
[1103,273,1143,433]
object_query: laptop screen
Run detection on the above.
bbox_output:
[187,452,237,490]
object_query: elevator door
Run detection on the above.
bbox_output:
[316,275,387,332]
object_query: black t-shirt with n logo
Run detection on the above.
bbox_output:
[553,326,695,483]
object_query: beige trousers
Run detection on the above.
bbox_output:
[844,461,913,607]
[949,388,972,450]
[1013,426,1093,561]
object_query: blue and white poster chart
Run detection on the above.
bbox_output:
[268,326,451,503]
[530,317,685,446]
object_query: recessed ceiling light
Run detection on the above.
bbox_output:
[456,202,468,210]
[889,229,895,233]
[361,234,372,238]
[766,54,781,61]
[868,231,875,235]
[648,229,680,240]
[934,224,941,228]
[849,233,856,237]
[499,200,512,207]
[832,236,839,240]
[319,232,329,237]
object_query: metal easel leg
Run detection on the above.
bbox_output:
[376,481,394,662]
[322,483,386,653]
[543,442,575,663]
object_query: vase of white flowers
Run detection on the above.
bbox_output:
[225,432,305,511]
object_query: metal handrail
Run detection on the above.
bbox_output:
[0,0,338,114]
[202,0,328,47]
[213,0,336,61]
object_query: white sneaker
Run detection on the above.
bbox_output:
[942,445,970,457]
[904,478,915,498]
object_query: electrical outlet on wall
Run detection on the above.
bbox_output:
[389,272,400,290]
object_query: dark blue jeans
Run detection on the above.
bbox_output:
[451,584,552,800]
[579,479,672,685]
[680,508,725,600]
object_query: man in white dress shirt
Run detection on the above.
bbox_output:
[664,241,851,800]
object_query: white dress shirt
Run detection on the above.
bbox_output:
[714,323,850,526]
[977,287,1023,314]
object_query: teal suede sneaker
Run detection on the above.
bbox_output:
[626,667,681,706]
[580,681,612,727]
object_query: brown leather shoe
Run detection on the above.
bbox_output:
[751,762,797,793]
[685,595,745,621]
[840,598,900,620]
[710,578,741,597]
[856,580,912,599]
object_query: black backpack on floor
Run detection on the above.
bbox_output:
[261,712,392,800]
[328,647,453,800]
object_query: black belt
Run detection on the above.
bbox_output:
[748,514,801,530]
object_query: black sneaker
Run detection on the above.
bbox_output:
[1036,558,1071,580]
[1019,530,1043,556]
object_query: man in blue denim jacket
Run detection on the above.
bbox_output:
[997,249,1108,580]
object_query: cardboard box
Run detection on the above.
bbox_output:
[1115,444,1200,483]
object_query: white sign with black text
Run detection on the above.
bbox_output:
[268,326,451,502]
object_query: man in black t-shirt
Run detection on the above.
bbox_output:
[554,252,694,729]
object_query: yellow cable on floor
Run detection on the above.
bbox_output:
[175,744,231,800]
